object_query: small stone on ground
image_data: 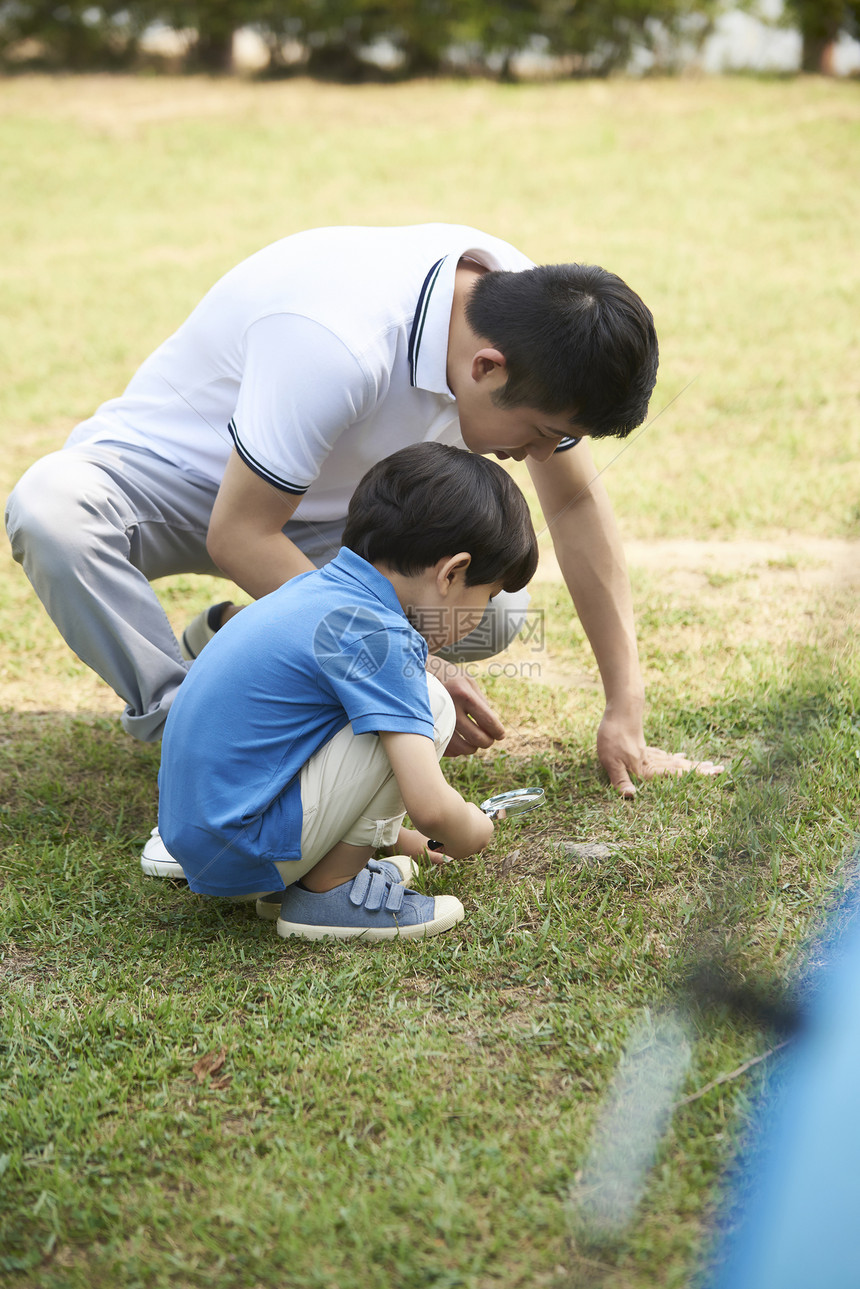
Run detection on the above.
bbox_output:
[556,841,614,861]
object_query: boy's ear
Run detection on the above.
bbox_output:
[470,348,507,385]
[435,552,472,595]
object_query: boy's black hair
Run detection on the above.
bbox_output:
[342,442,538,593]
[465,263,659,439]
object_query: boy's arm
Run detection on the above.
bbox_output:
[379,730,493,860]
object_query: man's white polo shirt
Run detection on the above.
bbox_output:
[67,224,560,522]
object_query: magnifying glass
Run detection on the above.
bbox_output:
[479,787,546,820]
[427,786,545,852]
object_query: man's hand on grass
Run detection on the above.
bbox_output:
[424,659,506,757]
[442,670,506,757]
[598,707,724,799]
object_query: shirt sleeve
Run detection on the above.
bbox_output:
[229,313,376,495]
[316,623,435,739]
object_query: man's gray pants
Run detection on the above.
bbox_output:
[5,443,530,741]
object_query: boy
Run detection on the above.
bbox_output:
[157,442,538,941]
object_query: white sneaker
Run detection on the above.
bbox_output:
[140,827,186,879]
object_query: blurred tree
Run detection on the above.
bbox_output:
[375,0,461,77]
[783,0,859,73]
[547,0,728,75]
[152,0,262,70]
[0,1,146,69]
[247,0,461,81]
[463,0,727,77]
[7,0,855,80]
[459,0,543,79]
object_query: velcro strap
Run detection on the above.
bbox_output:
[349,860,406,913]
[384,882,405,913]
[349,868,371,906]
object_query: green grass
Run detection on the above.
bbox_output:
[1,74,859,1287]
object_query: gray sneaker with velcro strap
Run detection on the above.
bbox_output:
[255,855,416,921]
[275,858,464,942]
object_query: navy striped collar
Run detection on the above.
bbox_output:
[408,256,456,397]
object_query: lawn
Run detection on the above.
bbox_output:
[1,73,859,1288]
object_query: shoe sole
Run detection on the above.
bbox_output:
[140,833,186,880]
[141,854,186,879]
[256,896,283,922]
[277,895,463,942]
[179,628,199,662]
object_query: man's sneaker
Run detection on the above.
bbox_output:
[180,601,234,661]
[255,855,415,922]
[140,827,186,880]
[276,858,464,942]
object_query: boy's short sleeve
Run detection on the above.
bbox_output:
[229,313,376,496]
[312,610,435,740]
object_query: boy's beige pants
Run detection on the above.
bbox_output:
[272,673,455,887]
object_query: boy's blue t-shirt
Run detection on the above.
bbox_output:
[158,548,434,897]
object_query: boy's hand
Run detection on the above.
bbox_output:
[393,826,451,867]
[425,661,505,757]
[380,731,495,861]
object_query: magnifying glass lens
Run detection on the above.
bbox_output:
[480,788,546,818]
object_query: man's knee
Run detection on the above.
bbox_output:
[437,587,532,663]
[6,452,118,574]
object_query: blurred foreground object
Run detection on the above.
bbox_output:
[706,884,860,1289]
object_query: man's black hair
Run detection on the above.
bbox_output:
[342,442,538,592]
[465,263,659,439]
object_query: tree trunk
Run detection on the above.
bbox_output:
[801,34,838,73]
[798,1,842,74]
[193,18,236,72]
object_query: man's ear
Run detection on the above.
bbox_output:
[435,552,472,595]
[470,348,507,385]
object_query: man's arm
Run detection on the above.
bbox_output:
[528,440,721,796]
[206,450,315,598]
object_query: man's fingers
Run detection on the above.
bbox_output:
[604,746,724,796]
[444,731,480,758]
[445,714,502,756]
[458,716,497,749]
[474,709,506,740]
[457,705,504,742]
[446,679,505,739]
[640,746,725,780]
[607,763,638,800]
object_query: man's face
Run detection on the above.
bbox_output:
[457,386,579,463]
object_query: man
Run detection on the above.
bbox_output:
[5,223,720,877]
